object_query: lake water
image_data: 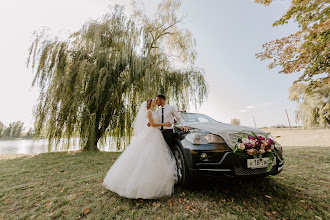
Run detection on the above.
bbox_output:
[0,138,126,154]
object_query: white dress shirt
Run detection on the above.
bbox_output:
[155,104,186,130]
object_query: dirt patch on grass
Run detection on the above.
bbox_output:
[263,128,330,147]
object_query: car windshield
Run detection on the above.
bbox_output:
[180,113,218,123]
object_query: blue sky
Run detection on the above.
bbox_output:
[0,0,300,128]
[180,0,300,127]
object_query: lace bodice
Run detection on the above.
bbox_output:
[147,111,159,123]
[152,112,160,123]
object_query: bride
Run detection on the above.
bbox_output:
[102,98,177,199]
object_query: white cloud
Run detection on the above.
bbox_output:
[239,105,256,113]
[239,109,249,113]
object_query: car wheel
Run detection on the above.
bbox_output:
[173,145,191,187]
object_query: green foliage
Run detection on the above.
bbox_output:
[254,0,272,6]
[26,127,35,137]
[289,83,330,127]
[230,118,240,125]
[15,122,23,138]
[3,125,12,137]
[256,0,329,89]
[12,121,24,138]
[27,4,207,151]
[0,121,4,137]
[0,121,24,138]
[132,0,197,64]
[265,152,274,172]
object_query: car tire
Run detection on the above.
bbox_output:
[173,145,191,187]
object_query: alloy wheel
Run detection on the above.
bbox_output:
[174,150,183,182]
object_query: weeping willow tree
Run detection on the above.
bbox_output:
[27,4,207,151]
[289,83,330,128]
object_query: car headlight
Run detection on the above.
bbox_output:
[185,133,226,145]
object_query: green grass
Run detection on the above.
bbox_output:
[0,147,329,220]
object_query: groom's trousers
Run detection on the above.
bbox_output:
[162,129,175,151]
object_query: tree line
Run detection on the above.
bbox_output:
[0,121,35,138]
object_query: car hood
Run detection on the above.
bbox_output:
[185,122,269,150]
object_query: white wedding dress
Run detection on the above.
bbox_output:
[102,110,177,199]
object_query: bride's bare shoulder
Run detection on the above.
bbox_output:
[146,110,153,116]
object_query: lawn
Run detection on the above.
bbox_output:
[0,147,329,220]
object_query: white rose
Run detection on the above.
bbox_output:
[238,143,245,150]
[247,148,255,155]
[259,149,265,154]
[250,139,256,145]
[263,140,268,146]
[267,149,272,152]
[242,138,250,144]
[271,145,275,150]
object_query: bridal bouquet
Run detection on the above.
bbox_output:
[233,131,280,171]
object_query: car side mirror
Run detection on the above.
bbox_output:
[177,130,189,139]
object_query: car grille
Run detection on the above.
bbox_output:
[234,165,277,175]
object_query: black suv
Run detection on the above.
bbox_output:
[172,113,284,186]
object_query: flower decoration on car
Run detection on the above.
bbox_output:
[233,131,281,172]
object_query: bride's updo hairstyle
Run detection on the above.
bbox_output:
[146,98,153,110]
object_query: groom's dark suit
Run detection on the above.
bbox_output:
[162,129,175,150]
[156,104,186,150]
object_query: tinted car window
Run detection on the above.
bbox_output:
[181,113,218,123]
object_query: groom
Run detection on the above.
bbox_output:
[148,94,189,150]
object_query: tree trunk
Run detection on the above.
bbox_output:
[83,138,99,151]
[83,130,101,151]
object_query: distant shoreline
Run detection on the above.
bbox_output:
[0,136,35,140]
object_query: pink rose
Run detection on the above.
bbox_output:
[257,135,265,141]
[267,138,275,145]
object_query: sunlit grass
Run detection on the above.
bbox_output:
[0,147,329,219]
